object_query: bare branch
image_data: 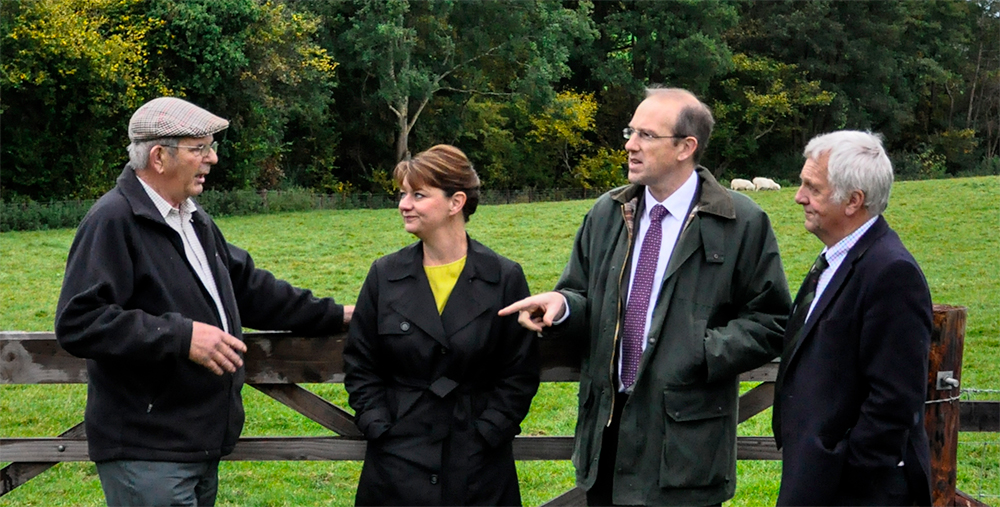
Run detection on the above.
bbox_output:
[439,87,516,97]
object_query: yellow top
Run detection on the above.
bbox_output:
[424,256,467,314]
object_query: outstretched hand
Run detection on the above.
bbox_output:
[189,321,247,375]
[498,291,567,333]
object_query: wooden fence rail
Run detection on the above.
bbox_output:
[1,305,996,505]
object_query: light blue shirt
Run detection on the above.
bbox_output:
[806,215,879,321]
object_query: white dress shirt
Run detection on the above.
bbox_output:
[138,177,230,333]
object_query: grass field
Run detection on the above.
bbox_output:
[1,176,998,506]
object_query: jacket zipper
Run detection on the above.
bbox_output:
[607,202,635,427]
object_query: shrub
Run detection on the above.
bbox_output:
[263,188,318,213]
[0,199,94,232]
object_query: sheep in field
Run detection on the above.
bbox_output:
[753,177,781,191]
[730,178,755,191]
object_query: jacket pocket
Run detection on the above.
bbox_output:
[659,387,735,488]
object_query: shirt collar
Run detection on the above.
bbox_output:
[643,170,699,220]
[137,176,196,218]
[822,215,879,262]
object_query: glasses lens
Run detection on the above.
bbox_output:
[623,128,632,140]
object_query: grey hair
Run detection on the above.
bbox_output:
[645,86,715,164]
[803,130,894,216]
[127,137,180,171]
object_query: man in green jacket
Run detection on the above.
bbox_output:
[501,87,790,505]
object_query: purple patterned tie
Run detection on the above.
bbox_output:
[621,204,668,388]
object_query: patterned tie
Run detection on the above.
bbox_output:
[773,253,829,445]
[783,253,829,353]
[621,204,669,388]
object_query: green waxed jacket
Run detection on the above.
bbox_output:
[553,167,791,505]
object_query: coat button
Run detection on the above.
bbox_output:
[439,347,447,355]
[400,322,410,331]
[712,253,720,259]
[430,474,438,485]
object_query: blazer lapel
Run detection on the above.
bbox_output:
[440,238,499,337]
[785,217,889,365]
[384,243,449,347]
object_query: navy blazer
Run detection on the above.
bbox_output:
[773,216,933,506]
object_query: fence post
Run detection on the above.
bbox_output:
[926,304,966,506]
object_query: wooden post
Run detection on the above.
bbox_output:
[925,304,966,506]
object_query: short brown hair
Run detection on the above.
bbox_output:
[394,144,481,222]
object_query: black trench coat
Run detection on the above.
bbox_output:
[344,238,540,506]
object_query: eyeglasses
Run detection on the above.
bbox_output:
[623,127,688,142]
[163,141,218,157]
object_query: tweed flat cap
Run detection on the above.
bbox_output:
[128,97,229,141]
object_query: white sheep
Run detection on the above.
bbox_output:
[730,178,755,191]
[753,177,781,191]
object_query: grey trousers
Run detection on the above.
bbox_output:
[95,459,220,506]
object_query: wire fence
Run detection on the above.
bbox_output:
[1,187,613,232]
[959,387,1000,504]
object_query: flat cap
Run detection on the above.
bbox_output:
[128,97,229,141]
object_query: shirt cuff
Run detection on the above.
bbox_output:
[552,294,571,325]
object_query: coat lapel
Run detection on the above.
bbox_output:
[383,243,449,347]
[440,238,499,337]
[785,216,889,366]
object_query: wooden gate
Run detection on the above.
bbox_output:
[1,305,996,505]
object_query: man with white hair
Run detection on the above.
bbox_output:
[56,97,353,506]
[772,130,933,505]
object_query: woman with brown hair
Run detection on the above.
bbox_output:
[344,145,540,506]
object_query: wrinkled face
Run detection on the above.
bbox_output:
[160,135,217,206]
[795,153,850,246]
[398,177,456,238]
[625,97,685,189]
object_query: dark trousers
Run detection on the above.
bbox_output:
[836,465,916,506]
[586,392,630,507]
[96,459,220,506]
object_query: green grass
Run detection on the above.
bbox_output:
[1,176,997,506]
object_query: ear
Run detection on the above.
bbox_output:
[844,189,866,216]
[150,145,169,174]
[449,191,467,217]
[675,137,698,163]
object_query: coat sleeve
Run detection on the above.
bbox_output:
[55,208,192,362]
[704,208,791,383]
[225,242,345,333]
[474,262,541,448]
[847,257,932,467]
[343,262,393,440]
[552,208,596,340]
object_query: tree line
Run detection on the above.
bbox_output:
[2,0,998,202]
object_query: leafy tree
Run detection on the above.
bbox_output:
[708,53,835,178]
[307,0,595,189]
[142,0,338,190]
[562,0,739,147]
[1,0,170,200]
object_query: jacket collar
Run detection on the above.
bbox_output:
[788,215,890,361]
[382,236,500,285]
[381,236,501,347]
[610,165,735,219]
[117,165,211,229]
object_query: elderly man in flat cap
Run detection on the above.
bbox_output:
[55,97,354,506]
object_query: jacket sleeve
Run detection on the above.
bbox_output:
[552,209,596,340]
[704,209,791,383]
[343,262,392,440]
[225,242,344,333]
[55,209,192,362]
[474,262,542,448]
[847,257,932,467]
